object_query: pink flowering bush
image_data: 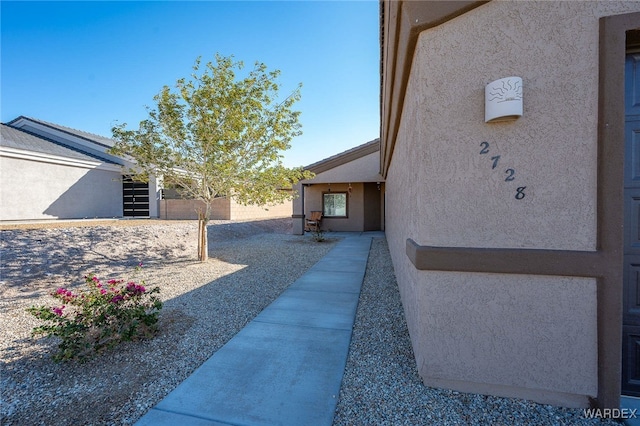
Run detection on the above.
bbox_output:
[27,268,162,362]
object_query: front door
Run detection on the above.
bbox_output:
[363,182,381,231]
[623,52,640,396]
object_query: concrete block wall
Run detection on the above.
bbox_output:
[159,198,230,220]
[229,198,292,220]
[159,198,292,221]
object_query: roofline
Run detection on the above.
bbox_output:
[305,138,380,175]
[379,0,488,177]
[7,116,114,149]
[0,146,123,172]
[2,123,123,166]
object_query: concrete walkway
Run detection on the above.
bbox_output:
[622,395,640,425]
[136,233,379,426]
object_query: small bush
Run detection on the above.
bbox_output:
[312,228,325,242]
[27,267,162,362]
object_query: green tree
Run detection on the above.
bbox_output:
[110,54,313,261]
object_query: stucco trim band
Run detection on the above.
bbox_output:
[406,240,606,278]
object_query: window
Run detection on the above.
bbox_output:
[323,192,347,217]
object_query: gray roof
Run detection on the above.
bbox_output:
[7,116,116,148]
[0,123,121,165]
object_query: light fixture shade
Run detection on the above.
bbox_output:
[485,77,523,123]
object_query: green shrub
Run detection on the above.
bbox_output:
[27,267,162,362]
[312,228,325,242]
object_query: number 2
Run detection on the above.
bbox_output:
[505,169,515,181]
[480,141,489,154]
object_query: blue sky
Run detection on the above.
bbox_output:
[1,1,380,167]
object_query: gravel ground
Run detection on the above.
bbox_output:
[333,238,617,426]
[1,220,618,425]
[0,218,336,425]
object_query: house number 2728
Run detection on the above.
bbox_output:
[479,141,526,200]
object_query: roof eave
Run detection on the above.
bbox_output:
[305,138,380,175]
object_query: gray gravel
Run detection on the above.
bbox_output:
[333,238,616,426]
[0,219,336,425]
[1,222,618,425]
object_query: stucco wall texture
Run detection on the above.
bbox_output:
[302,151,383,184]
[295,150,384,232]
[0,157,122,220]
[304,183,365,232]
[385,1,640,407]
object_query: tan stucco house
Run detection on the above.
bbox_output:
[380,0,640,410]
[292,139,385,234]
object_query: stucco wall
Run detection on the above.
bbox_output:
[385,1,640,407]
[147,177,160,218]
[295,150,384,233]
[302,151,383,184]
[0,156,122,220]
[304,183,365,232]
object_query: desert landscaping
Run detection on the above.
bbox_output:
[0,218,617,425]
[0,218,337,424]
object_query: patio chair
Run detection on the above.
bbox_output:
[305,211,322,232]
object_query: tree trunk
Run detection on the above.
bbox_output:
[197,212,208,262]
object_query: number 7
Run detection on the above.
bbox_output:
[491,155,500,169]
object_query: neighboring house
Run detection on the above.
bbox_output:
[0,116,159,220]
[291,139,385,234]
[380,0,640,410]
[1,116,291,222]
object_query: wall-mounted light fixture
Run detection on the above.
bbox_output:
[485,77,523,123]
